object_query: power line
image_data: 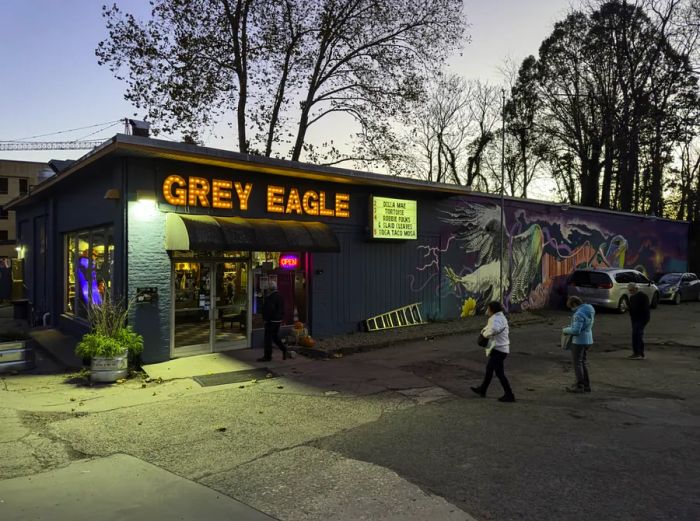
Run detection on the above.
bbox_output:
[0,120,123,142]
[74,121,123,141]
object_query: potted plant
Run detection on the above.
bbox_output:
[75,295,143,383]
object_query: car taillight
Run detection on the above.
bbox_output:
[598,282,613,289]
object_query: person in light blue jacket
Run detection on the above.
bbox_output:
[562,296,595,393]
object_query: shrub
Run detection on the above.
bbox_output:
[75,292,143,360]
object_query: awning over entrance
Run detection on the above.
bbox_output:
[165,213,340,252]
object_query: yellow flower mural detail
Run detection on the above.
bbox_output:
[461,297,477,317]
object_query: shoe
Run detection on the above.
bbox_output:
[584,388,592,393]
[498,395,516,403]
[256,357,271,362]
[565,385,585,393]
[470,386,485,398]
[628,354,642,360]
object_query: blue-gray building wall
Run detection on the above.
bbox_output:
[14,150,690,365]
[126,199,171,363]
[14,160,126,337]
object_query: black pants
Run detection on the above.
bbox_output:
[631,320,647,356]
[480,350,514,398]
[570,343,591,390]
[263,321,286,359]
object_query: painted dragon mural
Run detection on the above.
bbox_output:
[427,198,689,314]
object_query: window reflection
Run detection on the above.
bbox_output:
[65,226,114,318]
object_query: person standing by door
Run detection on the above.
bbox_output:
[628,283,650,360]
[258,281,288,362]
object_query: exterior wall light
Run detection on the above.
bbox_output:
[104,188,121,200]
[133,190,158,220]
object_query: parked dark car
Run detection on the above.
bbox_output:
[655,272,700,304]
[567,268,659,313]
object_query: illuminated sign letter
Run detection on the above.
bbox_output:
[211,179,233,209]
[335,193,350,218]
[163,175,186,205]
[267,185,285,213]
[234,182,253,211]
[318,191,335,217]
[302,190,319,215]
[286,188,303,215]
[188,177,210,207]
[279,254,300,269]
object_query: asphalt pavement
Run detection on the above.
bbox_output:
[1,302,699,521]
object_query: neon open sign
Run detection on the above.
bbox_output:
[279,255,299,269]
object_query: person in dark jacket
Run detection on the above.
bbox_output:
[257,281,288,362]
[628,283,650,360]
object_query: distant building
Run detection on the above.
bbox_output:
[0,160,54,301]
[0,160,53,261]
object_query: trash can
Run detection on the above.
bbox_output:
[11,299,30,320]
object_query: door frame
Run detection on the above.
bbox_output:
[169,256,252,358]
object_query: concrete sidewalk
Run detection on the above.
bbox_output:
[0,454,277,521]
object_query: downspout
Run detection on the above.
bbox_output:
[122,157,129,302]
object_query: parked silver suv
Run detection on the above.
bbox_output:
[567,268,660,313]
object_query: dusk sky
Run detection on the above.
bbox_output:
[0,0,571,182]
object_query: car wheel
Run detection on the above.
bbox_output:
[651,292,659,309]
[617,296,629,314]
[673,292,681,305]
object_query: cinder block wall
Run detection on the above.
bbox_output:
[127,202,171,363]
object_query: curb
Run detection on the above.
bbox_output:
[296,313,548,359]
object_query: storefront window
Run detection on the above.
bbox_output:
[65,226,114,319]
[252,252,307,330]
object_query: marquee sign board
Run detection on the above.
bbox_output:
[371,196,417,239]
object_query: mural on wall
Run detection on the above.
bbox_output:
[422,198,689,313]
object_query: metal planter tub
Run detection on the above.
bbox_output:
[90,354,128,383]
[0,340,35,373]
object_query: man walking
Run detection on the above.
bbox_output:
[628,283,650,360]
[257,281,288,362]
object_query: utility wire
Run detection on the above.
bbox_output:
[73,121,123,142]
[0,119,123,142]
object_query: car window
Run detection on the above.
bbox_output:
[614,272,634,284]
[589,272,611,287]
[570,271,590,285]
[570,271,611,287]
[634,272,650,284]
[659,274,681,284]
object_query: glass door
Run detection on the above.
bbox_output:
[173,261,212,355]
[172,257,252,356]
[213,260,250,350]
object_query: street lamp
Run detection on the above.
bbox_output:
[499,88,506,306]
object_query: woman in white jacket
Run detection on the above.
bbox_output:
[471,301,516,402]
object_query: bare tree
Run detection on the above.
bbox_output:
[97,0,467,162]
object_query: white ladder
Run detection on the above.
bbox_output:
[365,302,425,332]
